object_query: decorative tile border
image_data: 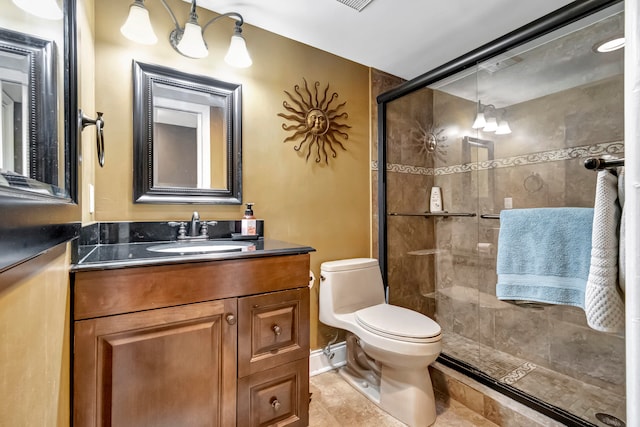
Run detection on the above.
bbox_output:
[499,362,537,385]
[372,141,624,176]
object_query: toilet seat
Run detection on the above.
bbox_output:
[355,304,442,343]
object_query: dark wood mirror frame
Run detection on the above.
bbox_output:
[0,0,80,273]
[132,61,242,205]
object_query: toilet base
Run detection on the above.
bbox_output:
[338,365,437,427]
[338,366,381,405]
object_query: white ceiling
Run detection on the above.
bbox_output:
[196,0,576,81]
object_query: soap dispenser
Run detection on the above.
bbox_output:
[241,203,257,235]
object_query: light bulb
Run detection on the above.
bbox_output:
[12,0,62,20]
[495,120,512,135]
[120,1,158,45]
[472,113,486,129]
[177,22,208,59]
[224,33,252,68]
[483,117,498,133]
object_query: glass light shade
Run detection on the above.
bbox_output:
[483,117,498,132]
[495,120,512,135]
[120,2,158,45]
[177,22,208,58]
[471,112,486,129]
[12,0,62,20]
[224,34,252,68]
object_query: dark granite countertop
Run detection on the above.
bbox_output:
[72,238,315,272]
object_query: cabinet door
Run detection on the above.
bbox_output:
[74,299,237,427]
[238,288,310,377]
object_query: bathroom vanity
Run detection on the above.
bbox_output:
[71,235,313,426]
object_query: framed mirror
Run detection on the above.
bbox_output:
[0,0,76,201]
[133,61,242,204]
[0,0,79,272]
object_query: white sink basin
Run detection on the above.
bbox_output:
[147,241,252,254]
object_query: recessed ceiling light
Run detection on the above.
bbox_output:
[594,36,625,53]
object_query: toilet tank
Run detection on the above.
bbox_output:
[320,258,386,315]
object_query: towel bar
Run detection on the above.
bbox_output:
[584,157,624,170]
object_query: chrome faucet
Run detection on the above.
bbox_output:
[190,211,200,237]
[168,212,217,241]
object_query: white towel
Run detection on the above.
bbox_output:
[618,167,625,293]
[584,170,624,333]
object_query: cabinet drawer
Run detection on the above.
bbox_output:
[238,288,310,377]
[237,358,309,427]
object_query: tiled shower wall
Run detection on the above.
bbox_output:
[378,72,625,397]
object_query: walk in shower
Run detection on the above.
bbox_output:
[377,1,625,425]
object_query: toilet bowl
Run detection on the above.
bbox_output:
[319,258,442,427]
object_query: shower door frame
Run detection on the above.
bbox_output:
[376,0,623,425]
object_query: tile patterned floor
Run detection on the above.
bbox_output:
[309,370,499,427]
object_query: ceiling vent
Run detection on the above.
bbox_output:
[479,56,523,74]
[336,0,375,12]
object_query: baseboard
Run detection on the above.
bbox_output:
[309,341,346,376]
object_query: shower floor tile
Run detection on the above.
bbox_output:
[442,332,626,426]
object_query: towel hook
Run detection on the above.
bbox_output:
[80,110,106,167]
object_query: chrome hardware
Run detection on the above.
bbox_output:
[80,110,106,167]
[272,325,282,336]
[168,221,188,239]
[169,213,217,241]
[270,397,281,411]
[226,314,236,325]
[322,332,339,360]
[190,211,200,236]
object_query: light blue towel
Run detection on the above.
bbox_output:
[496,207,594,308]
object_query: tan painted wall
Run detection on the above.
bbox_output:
[94,0,372,349]
[0,244,71,427]
[0,2,93,426]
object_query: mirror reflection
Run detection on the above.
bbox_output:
[133,61,242,204]
[152,82,228,189]
[1,50,29,176]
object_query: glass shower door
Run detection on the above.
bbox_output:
[381,2,626,424]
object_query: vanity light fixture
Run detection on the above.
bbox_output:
[121,0,252,68]
[472,100,511,135]
[12,0,62,20]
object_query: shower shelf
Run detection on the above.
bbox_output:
[407,249,447,256]
[388,212,476,218]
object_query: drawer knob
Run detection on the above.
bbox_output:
[226,314,236,325]
[270,397,281,411]
[272,325,282,336]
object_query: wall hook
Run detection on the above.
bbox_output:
[80,110,105,167]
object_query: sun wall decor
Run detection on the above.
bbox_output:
[277,79,351,164]
[412,121,448,162]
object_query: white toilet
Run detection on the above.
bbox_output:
[319,258,442,427]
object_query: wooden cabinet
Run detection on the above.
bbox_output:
[73,254,310,427]
[237,289,310,427]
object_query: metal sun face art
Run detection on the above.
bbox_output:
[412,121,448,162]
[278,79,351,164]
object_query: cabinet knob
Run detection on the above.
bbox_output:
[272,325,282,336]
[226,314,236,325]
[270,397,281,411]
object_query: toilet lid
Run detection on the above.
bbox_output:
[355,304,441,343]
